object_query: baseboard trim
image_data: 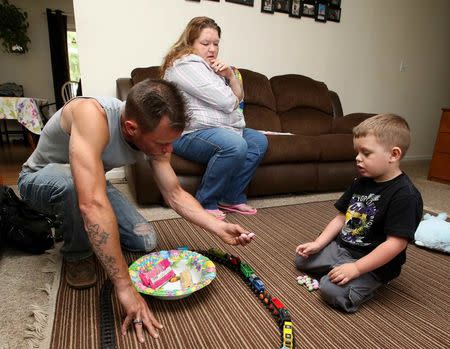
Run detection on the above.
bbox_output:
[404,155,432,161]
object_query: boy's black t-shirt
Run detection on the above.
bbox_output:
[334,173,423,282]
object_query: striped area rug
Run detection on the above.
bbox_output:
[50,201,450,348]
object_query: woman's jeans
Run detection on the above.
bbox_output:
[173,128,268,210]
[18,164,157,261]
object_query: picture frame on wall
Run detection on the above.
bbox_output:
[302,1,315,18]
[225,0,254,6]
[315,1,328,22]
[261,0,274,14]
[289,0,302,18]
[273,0,290,14]
[329,0,341,7]
[328,7,341,22]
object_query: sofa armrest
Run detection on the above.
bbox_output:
[329,90,343,118]
[116,78,132,101]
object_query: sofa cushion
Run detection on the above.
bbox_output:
[261,135,320,164]
[270,74,333,115]
[244,104,281,132]
[319,134,356,161]
[131,66,161,85]
[170,154,204,175]
[279,108,333,135]
[239,69,276,111]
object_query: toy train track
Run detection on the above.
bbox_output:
[199,248,296,349]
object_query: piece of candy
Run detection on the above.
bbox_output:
[169,276,180,283]
[297,274,319,291]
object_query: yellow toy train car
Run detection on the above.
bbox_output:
[281,321,294,349]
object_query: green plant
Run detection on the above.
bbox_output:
[0,0,31,54]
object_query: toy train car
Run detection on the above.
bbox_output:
[249,274,265,294]
[269,297,285,316]
[240,262,255,278]
[281,321,295,349]
[206,247,227,261]
[278,308,292,327]
[205,248,241,271]
[228,254,241,271]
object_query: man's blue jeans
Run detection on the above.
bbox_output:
[173,128,268,210]
[18,164,157,261]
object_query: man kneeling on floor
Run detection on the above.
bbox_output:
[17,79,254,343]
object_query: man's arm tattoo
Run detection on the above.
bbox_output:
[85,222,120,278]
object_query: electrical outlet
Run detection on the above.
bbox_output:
[400,60,408,72]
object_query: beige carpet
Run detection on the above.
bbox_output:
[0,159,448,349]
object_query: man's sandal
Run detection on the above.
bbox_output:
[218,203,257,215]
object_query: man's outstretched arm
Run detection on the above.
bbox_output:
[149,154,254,246]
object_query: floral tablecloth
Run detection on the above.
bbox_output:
[0,97,48,134]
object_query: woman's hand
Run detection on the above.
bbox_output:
[209,58,234,80]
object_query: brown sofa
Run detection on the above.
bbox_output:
[116,67,373,205]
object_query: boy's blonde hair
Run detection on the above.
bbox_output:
[353,113,410,159]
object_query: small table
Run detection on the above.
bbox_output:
[428,108,450,183]
[0,96,48,148]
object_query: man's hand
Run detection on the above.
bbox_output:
[328,263,361,285]
[295,241,322,258]
[118,284,163,343]
[215,221,255,246]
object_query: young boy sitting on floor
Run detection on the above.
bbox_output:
[295,113,423,313]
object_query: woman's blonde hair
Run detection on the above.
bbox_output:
[160,16,221,77]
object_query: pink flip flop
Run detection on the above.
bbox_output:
[218,203,257,215]
[205,209,226,220]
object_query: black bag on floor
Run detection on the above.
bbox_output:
[0,185,55,254]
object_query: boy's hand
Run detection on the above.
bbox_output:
[295,241,321,258]
[328,263,361,285]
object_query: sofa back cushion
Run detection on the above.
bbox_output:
[131,66,161,85]
[270,74,334,135]
[240,69,276,110]
[270,74,333,114]
[239,68,281,132]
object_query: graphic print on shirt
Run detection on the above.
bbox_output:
[341,193,380,246]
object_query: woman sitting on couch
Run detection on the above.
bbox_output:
[161,16,268,220]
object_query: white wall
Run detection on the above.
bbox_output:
[0,0,74,104]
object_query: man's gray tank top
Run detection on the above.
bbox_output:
[22,97,141,173]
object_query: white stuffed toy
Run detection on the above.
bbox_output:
[414,212,450,253]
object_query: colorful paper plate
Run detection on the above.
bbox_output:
[129,250,216,300]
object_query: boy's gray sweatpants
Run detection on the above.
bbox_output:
[295,241,383,313]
